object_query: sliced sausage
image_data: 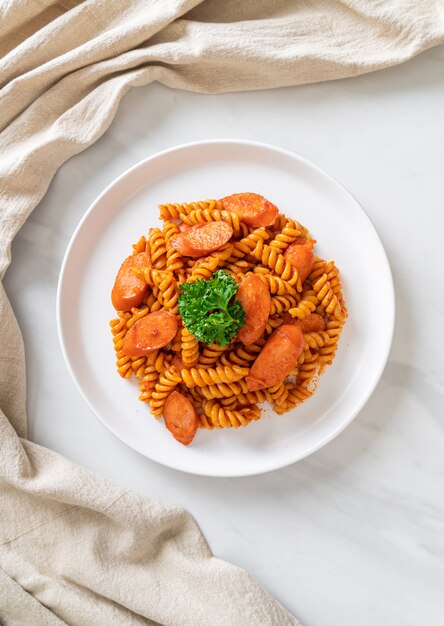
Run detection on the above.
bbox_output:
[169,233,197,257]
[280,311,325,332]
[111,252,150,311]
[235,273,271,345]
[246,324,304,391]
[298,313,326,333]
[121,310,178,356]
[284,238,315,283]
[219,193,278,227]
[171,221,233,258]
[163,391,198,446]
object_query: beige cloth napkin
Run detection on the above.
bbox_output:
[1,1,443,624]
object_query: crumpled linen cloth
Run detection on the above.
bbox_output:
[0,1,443,624]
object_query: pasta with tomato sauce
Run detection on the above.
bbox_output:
[110,192,346,445]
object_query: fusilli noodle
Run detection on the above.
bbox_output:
[181,365,249,388]
[200,400,261,429]
[181,327,199,368]
[179,208,249,238]
[150,366,182,417]
[146,228,167,269]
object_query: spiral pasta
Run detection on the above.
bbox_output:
[198,343,228,367]
[182,384,204,404]
[145,292,162,313]
[115,352,133,379]
[181,365,249,388]
[250,240,301,288]
[235,389,273,405]
[267,382,289,407]
[272,214,309,237]
[159,199,221,220]
[224,260,254,276]
[190,254,220,281]
[229,227,270,260]
[109,312,133,378]
[303,331,331,350]
[297,355,321,384]
[163,221,184,273]
[274,384,313,415]
[181,327,199,368]
[179,208,249,238]
[126,306,149,328]
[144,269,178,313]
[190,244,233,281]
[254,270,298,296]
[110,312,130,354]
[132,235,147,254]
[110,192,346,445]
[131,356,147,379]
[288,290,318,320]
[200,400,261,429]
[199,380,250,399]
[265,316,283,335]
[269,223,305,252]
[219,340,264,367]
[150,366,182,417]
[309,257,327,282]
[147,350,171,374]
[147,228,167,269]
[269,294,299,315]
[139,365,159,403]
[312,271,344,321]
[110,312,147,379]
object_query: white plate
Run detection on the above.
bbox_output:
[57,140,394,477]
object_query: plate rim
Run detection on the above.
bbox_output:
[56,138,395,477]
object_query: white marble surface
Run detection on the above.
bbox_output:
[4,46,444,625]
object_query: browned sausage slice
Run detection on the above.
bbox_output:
[111,252,150,311]
[163,391,198,446]
[246,324,304,390]
[169,233,196,257]
[235,273,271,345]
[298,313,326,333]
[284,238,315,283]
[122,311,178,356]
[219,193,278,227]
[280,312,326,333]
[171,221,233,257]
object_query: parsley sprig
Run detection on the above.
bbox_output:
[178,270,246,346]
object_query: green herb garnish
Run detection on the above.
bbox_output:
[178,270,246,346]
